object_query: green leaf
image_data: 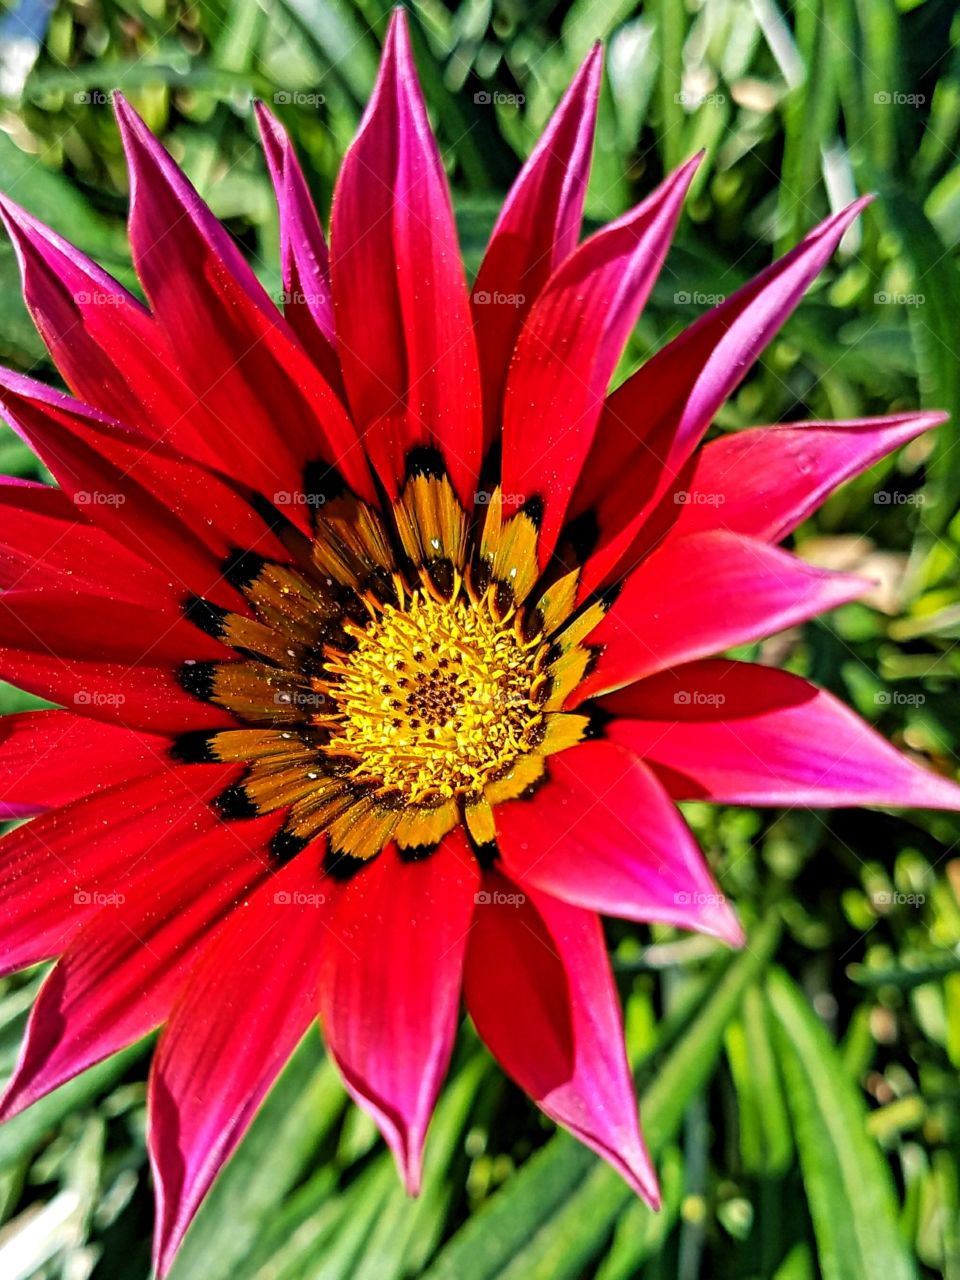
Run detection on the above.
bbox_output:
[166,1032,347,1280]
[767,967,918,1280]
[0,1041,145,1170]
[422,915,781,1280]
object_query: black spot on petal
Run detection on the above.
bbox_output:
[397,841,439,862]
[213,782,259,820]
[323,847,369,881]
[178,661,219,702]
[562,509,600,561]
[169,730,219,763]
[405,445,446,482]
[584,704,613,740]
[270,828,311,865]
[223,549,267,591]
[521,494,544,530]
[183,595,229,639]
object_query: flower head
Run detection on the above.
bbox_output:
[0,9,957,1274]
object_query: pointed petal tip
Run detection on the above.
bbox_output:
[715,908,747,950]
[397,1142,424,1197]
[614,1136,660,1208]
[903,766,960,812]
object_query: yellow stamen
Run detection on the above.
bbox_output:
[323,588,542,802]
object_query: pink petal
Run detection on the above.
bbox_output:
[317,833,478,1192]
[0,366,288,610]
[254,104,342,391]
[0,193,228,473]
[575,530,869,702]
[495,740,742,943]
[603,659,960,809]
[637,412,947,559]
[329,10,482,507]
[0,711,172,818]
[572,198,872,596]
[0,765,237,978]
[0,816,276,1121]
[113,95,373,507]
[501,154,701,568]
[148,852,331,1277]
[471,45,602,452]
[464,870,658,1205]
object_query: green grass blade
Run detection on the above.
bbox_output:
[767,967,918,1280]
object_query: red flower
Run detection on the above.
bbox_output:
[0,11,957,1273]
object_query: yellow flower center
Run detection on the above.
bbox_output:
[322,590,543,802]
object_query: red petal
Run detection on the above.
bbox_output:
[0,816,276,1121]
[464,870,658,1204]
[0,194,228,472]
[148,852,330,1277]
[254,104,342,392]
[572,198,871,595]
[0,711,171,818]
[501,155,701,567]
[575,530,869,701]
[0,477,164,603]
[113,95,373,506]
[471,45,602,452]
[0,765,237,977]
[318,833,478,1192]
[0,367,286,609]
[0,588,227,668]
[603,659,960,810]
[636,412,947,560]
[495,740,742,943]
[329,10,482,506]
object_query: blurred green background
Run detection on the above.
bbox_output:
[0,0,960,1277]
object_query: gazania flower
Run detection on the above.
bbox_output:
[0,7,958,1272]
